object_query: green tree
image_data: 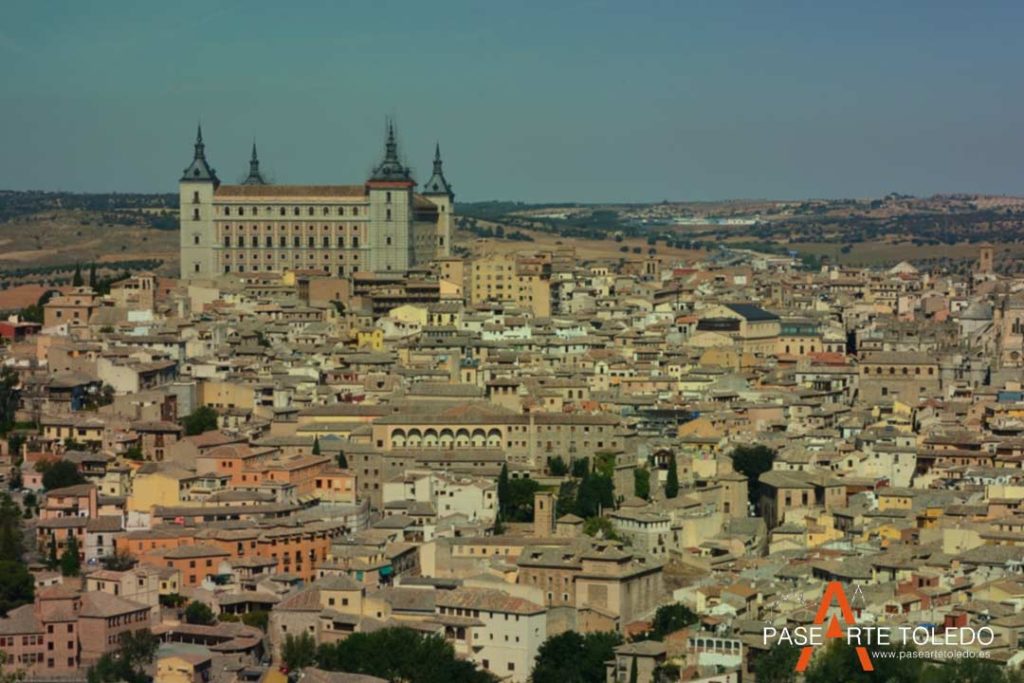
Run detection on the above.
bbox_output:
[665,455,679,499]
[72,264,84,287]
[100,550,136,571]
[281,632,317,672]
[642,603,698,640]
[37,459,85,490]
[582,516,618,540]
[184,600,216,625]
[182,406,218,435]
[629,656,638,683]
[87,629,158,683]
[927,658,1024,683]
[336,451,348,468]
[730,444,776,508]
[60,535,81,577]
[0,369,19,434]
[804,641,921,683]
[88,263,97,288]
[634,467,650,500]
[493,513,505,535]
[574,471,614,518]
[159,593,187,608]
[6,434,25,464]
[312,436,321,455]
[123,445,144,461]
[0,560,34,616]
[497,463,510,516]
[593,452,616,478]
[547,455,568,476]
[241,610,269,631]
[315,627,496,683]
[1,651,25,683]
[752,641,799,683]
[0,495,23,561]
[532,630,623,683]
[570,458,589,478]
[505,478,541,522]
[556,480,578,517]
[21,492,35,518]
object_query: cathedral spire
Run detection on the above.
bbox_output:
[369,118,412,183]
[182,122,218,184]
[422,141,453,197]
[243,139,267,185]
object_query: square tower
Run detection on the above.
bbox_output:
[178,125,219,279]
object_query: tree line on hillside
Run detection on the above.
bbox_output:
[0,190,177,223]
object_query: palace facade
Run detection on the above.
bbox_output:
[178,123,454,279]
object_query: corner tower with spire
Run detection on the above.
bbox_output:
[421,143,455,258]
[179,124,220,279]
[365,120,416,273]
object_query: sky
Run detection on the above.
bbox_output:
[1,0,1023,203]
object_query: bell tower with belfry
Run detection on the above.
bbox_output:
[978,242,994,276]
[533,491,556,537]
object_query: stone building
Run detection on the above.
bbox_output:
[179,123,454,279]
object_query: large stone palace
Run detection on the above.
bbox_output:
[178,122,454,279]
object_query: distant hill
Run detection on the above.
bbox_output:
[0,191,179,288]
[1,190,1022,287]
[0,190,178,228]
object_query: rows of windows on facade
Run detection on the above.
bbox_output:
[178,121,454,279]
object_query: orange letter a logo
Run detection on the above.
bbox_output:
[794,581,872,672]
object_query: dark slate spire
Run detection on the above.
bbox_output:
[422,142,453,197]
[181,123,219,184]
[242,139,267,185]
[369,119,412,182]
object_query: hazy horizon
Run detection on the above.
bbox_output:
[2,0,1023,203]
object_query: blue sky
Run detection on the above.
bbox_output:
[1,0,1023,202]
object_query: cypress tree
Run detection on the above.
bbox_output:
[497,464,510,517]
[72,263,83,287]
[60,535,80,576]
[665,455,679,499]
[47,534,58,569]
